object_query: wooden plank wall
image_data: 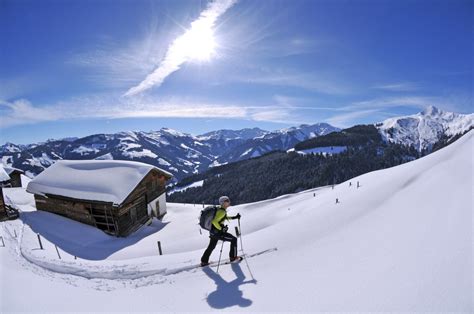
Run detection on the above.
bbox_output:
[10,172,22,188]
[35,195,103,228]
[0,187,6,218]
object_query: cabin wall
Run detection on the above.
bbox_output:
[116,194,148,237]
[9,172,22,188]
[148,193,167,218]
[33,195,117,234]
[123,170,167,206]
[114,170,169,236]
[0,187,6,219]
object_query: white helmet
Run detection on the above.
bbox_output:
[218,196,230,206]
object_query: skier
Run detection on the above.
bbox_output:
[201,196,242,267]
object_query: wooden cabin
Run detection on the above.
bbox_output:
[0,167,10,219]
[26,160,172,237]
[0,187,6,220]
[3,167,24,187]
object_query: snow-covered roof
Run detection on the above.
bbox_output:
[26,160,172,205]
[0,165,11,182]
[3,166,24,175]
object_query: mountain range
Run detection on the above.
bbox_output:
[0,123,339,181]
[1,106,472,182]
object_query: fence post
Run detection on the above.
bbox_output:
[14,229,17,238]
[37,234,44,250]
[0,236,5,247]
[157,241,163,255]
[55,245,61,259]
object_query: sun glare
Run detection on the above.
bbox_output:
[176,20,217,62]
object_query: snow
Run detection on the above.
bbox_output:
[20,174,31,187]
[0,165,10,181]
[122,148,158,159]
[71,146,100,155]
[378,106,473,150]
[158,158,171,166]
[22,153,58,169]
[95,153,114,160]
[26,160,172,205]
[240,147,262,159]
[2,155,13,166]
[1,131,473,312]
[161,127,187,137]
[240,148,253,157]
[209,160,228,168]
[296,146,347,155]
[168,180,205,195]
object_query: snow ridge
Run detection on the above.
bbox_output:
[377,105,473,151]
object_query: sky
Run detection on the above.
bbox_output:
[0,0,472,144]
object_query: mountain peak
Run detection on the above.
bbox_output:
[378,106,473,151]
[421,105,442,116]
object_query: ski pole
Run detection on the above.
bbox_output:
[238,218,255,281]
[238,218,245,253]
[216,240,224,273]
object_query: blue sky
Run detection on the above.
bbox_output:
[0,0,472,144]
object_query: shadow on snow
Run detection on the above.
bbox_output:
[202,263,257,309]
[20,211,168,260]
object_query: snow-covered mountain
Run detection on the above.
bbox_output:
[377,105,473,151]
[0,124,337,180]
[2,130,472,312]
[211,123,339,166]
[197,127,268,141]
[2,106,472,181]
[0,142,24,154]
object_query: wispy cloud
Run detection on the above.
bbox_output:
[326,95,463,127]
[0,94,307,128]
[325,109,381,128]
[231,69,351,95]
[0,99,61,128]
[344,96,442,111]
[124,0,237,97]
[372,82,419,92]
[68,25,172,89]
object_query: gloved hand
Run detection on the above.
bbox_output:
[234,213,241,220]
[221,225,228,233]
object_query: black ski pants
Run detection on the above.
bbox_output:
[201,231,237,263]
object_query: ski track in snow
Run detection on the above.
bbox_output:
[0,219,192,291]
[1,215,276,291]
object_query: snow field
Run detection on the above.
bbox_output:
[1,131,472,312]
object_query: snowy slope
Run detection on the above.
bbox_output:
[377,105,473,151]
[1,131,472,312]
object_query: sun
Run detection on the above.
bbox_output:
[176,20,217,62]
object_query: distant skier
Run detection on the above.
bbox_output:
[201,196,242,267]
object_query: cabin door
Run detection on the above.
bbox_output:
[129,195,147,224]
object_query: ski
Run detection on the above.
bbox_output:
[166,247,278,275]
[207,247,278,268]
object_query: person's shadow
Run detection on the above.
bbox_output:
[202,262,257,309]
